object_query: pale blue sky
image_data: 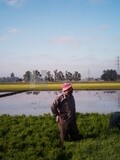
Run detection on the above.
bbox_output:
[0,0,120,78]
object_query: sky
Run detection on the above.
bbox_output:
[0,0,120,79]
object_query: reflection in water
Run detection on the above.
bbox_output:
[26,91,32,95]
[104,90,116,94]
[26,90,62,96]
[0,90,120,115]
[103,90,120,108]
[26,91,40,95]
[117,91,120,108]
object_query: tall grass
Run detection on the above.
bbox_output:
[0,113,120,160]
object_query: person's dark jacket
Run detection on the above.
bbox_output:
[51,92,76,121]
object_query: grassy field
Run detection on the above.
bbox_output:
[0,82,120,91]
[0,113,120,160]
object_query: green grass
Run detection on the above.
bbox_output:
[0,113,120,160]
[0,82,120,91]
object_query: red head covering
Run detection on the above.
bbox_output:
[62,83,72,92]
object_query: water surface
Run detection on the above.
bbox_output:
[0,90,120,115]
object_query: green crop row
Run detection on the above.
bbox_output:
[0,82,120,91]
[0,113,120,160]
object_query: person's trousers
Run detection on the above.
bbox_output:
[58,117,80,143]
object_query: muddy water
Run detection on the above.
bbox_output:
[0,90,120,115]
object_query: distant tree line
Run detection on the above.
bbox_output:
[23,70,81,82]
[0,73,22,83]
[101,69,119,81]
[0,69,120,83]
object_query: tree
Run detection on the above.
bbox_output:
[57,71,65,81]
[117,74,120,80]
[54,69,58,81]
[73,71,81,81]
[10,73,15,78]
[23,71,32,82]
[101,69,117,81]
[45,71,54,81]
[65,71,73,81]
[33,70,41,82]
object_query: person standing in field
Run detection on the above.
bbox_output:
[51,83,81,146]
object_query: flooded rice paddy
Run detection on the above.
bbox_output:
[0,90,120,115]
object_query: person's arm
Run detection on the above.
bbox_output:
[51,97,60,117]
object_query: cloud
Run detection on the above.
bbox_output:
[0,36,7,42]
[114,36,120,41]
[88,0,106,4]
[1,0,26,7]
[100,24,110,31]
[53,36,78,45]
[79,35,101,44]
[8,27,18,33]
[75,0,106,4]
[5,0,18,5]
[0,27,18,43]
[73,55,99,63]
